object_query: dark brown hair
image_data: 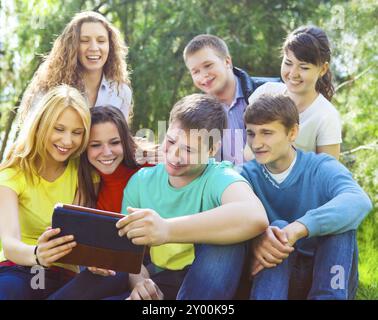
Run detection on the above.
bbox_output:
[78,106,137,207]
[169,94,227,149]
[244,94,299,132]
[283,26,334,101]
[183,34,230,61]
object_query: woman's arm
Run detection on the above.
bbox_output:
[316,144,340,160]
[119,83,132,120]
[0,186,77,267]
[0,186,38,266]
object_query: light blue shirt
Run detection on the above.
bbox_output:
[217,76,247,165]
[95,75,132,119]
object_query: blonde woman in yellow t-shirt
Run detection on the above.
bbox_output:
[0,85,90,300]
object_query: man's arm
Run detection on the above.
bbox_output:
[250,223,297,276]
[297,160,372,238]
[167,181,268,244]
[117,181,268,245]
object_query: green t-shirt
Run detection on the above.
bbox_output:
[121,159,247,271]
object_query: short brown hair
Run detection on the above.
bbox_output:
[244,94,299,132]
[169,94,227,149]
[183,34,230,61]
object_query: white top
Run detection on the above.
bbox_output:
[95,75,132,120]
[28,75,132,121]
[265,151,297,184]
[248,82,342,153]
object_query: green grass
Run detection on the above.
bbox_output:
[356,208,378,299]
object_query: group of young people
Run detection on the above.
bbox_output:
[0,11,372,300]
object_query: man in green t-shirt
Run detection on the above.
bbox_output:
[116,93,268,300]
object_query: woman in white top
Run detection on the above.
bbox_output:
[19,11,132,123]
[249,26,341,159]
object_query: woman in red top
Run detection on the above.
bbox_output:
[48,106,160,300]
[78,106,141,212]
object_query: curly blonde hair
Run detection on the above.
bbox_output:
[19,11,130,123]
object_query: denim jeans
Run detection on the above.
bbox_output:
[0,265,73,300]
[49,242,246,300]
[47,269,130,300]
[250,220,359,300]
[177,242,247,300]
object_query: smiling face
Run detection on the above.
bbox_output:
[87,121,124,175]
[246,120,298,173]
[162,121,211,185]
[46,107,85,164]
[78,22,109,74]
[185,47,234,97]
[281,49,328,96]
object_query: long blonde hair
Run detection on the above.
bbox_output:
[1,85,91,184]
[19,11,130,123]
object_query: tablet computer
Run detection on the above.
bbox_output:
[52,203,145,274]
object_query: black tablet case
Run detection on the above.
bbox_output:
[52,204,145,274]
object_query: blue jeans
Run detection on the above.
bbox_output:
[177,242,247,300]
[107,243,247,300]
[48,269,130,300]
[250,220,359,300]
[0,265,73,300]
[49,242,246,300]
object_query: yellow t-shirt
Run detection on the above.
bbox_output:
[0,160,79,272]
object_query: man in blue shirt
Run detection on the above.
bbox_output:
[241,94,372,300]
[183,34,279,165]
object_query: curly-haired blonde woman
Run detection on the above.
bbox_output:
[19,11,132,123]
